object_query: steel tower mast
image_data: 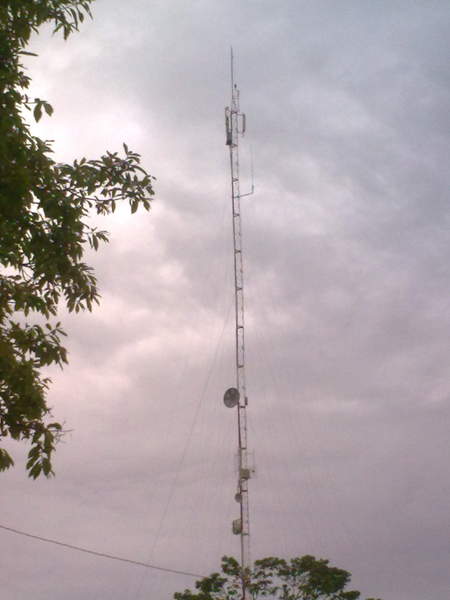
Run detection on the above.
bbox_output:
[223,49,254,599]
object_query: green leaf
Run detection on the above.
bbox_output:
[29,463,42,479]
[42,458,52,476]
[33,101,43,122]
[43,102,54,116]
[0,449,15,471]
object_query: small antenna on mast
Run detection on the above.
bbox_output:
[250,147,254,194]
[230,46,234,92]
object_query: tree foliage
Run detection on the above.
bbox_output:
[174,556,382,600]
[0,0,155,476]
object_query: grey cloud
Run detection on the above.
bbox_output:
[2,2,450,600]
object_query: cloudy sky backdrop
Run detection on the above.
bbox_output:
[2,1,450,599]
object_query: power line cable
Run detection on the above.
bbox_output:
[0,523,204,579]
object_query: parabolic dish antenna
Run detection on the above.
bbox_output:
[223,387,240,408]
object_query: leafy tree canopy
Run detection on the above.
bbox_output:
[174,556,382,600]
[0,0,154,477]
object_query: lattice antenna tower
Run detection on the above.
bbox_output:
[223,48,254,599]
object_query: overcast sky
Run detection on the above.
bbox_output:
[2,1,450,599]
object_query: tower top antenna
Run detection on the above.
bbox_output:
[230,46,234,90]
